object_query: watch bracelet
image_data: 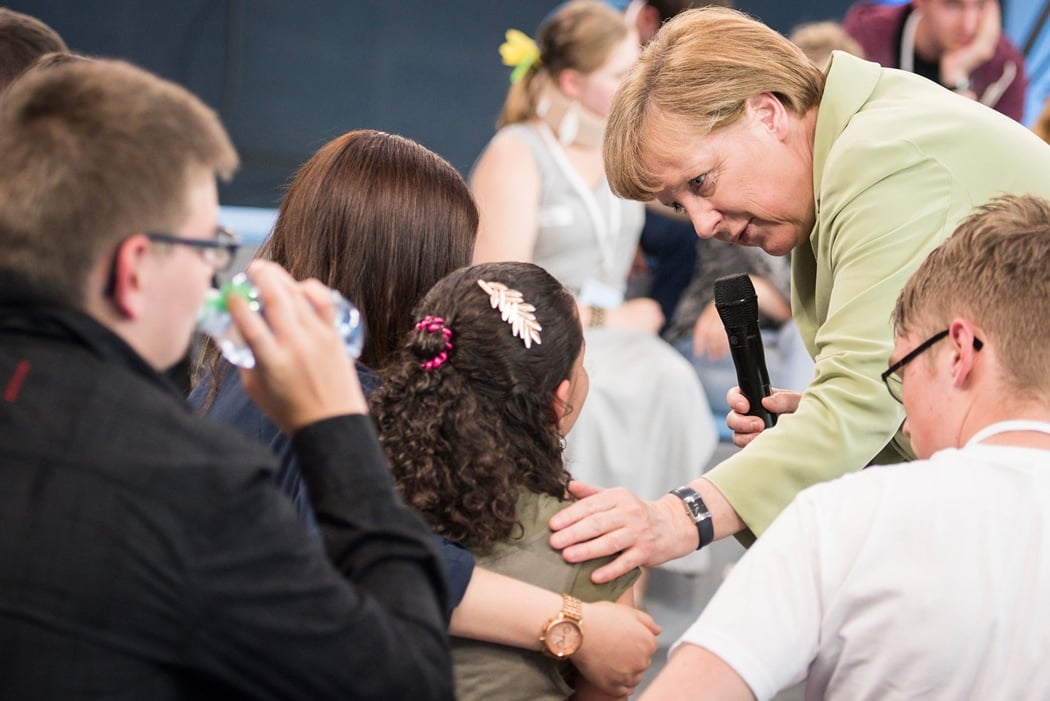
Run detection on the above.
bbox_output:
[670,485,714,550]
[539,593,583,657]
[561,592,582,622]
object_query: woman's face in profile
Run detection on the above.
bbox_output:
[642,96,816,257]
[574,35,640,120]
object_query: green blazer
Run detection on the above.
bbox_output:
[708,52,1050,543]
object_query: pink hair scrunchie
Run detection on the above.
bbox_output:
[415,315,454,371]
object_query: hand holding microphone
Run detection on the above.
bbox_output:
[726,386,801,447]
[714,273,777,429]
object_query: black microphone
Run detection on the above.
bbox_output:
[714,273,776,428]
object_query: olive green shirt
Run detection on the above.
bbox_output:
[452,491,640,701]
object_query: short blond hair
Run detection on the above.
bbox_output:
[604,6,824,200]
[893,194,1050,399]
[0,59,238,307]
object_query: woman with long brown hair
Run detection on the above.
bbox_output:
[192,128,478,522]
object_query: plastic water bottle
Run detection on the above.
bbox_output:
[196,272,365,369]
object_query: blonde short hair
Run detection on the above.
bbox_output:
[604,7,824,200]
[892,194,1050,399]
[0,58,238,306]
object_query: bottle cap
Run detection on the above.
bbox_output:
[219,273,257,312]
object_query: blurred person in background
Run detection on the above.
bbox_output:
[843,0,1027,120]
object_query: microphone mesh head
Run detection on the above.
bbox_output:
[714,273,758,328]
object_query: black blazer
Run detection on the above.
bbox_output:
[0,300,451,700]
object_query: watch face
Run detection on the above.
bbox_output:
[545,620,582,657]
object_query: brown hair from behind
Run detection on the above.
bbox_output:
[498,0,628,128]
[603,6,824,201]
[892,194,1050,400]
[194,129,478,404]
[372,261,582,550]
[0,58,238,307]
[259,129,478,370]
[0,7,67,92]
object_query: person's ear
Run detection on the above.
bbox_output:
[558,68,584,100]
[947,317,981,390]
[109,234,151,319]
[745,93,789,139]
[635,4,662,42]
[553,377,573,424]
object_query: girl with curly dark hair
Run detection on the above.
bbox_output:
[189,131,658,697]
[372,261,640,701]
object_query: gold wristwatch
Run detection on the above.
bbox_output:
[540,593,583,659]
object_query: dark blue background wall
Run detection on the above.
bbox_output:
[9,1,852,207]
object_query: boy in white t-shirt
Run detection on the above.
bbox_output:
[641,193,1050,701]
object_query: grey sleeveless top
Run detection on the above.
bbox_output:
[498,122,644,298]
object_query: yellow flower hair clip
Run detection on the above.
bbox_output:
[500,28,541,84]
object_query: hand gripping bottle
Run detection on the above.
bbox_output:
[196,273,365,369]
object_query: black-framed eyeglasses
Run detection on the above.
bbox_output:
[146,226,241,272]
[881,329,983,403]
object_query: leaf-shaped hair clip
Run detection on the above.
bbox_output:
[477,279,542,349]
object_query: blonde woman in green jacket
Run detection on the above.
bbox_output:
[549,6,1050,578]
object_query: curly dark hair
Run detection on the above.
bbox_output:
[371,262,584,550]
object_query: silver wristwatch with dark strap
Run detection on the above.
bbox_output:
[671,485,714,550]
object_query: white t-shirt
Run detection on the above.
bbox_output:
[677,424,1050,700]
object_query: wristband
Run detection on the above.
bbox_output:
[947,77,971,92]
[670,486,713,550]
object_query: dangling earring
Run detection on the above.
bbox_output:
[536,93,551,118]
[558,100,580,147]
